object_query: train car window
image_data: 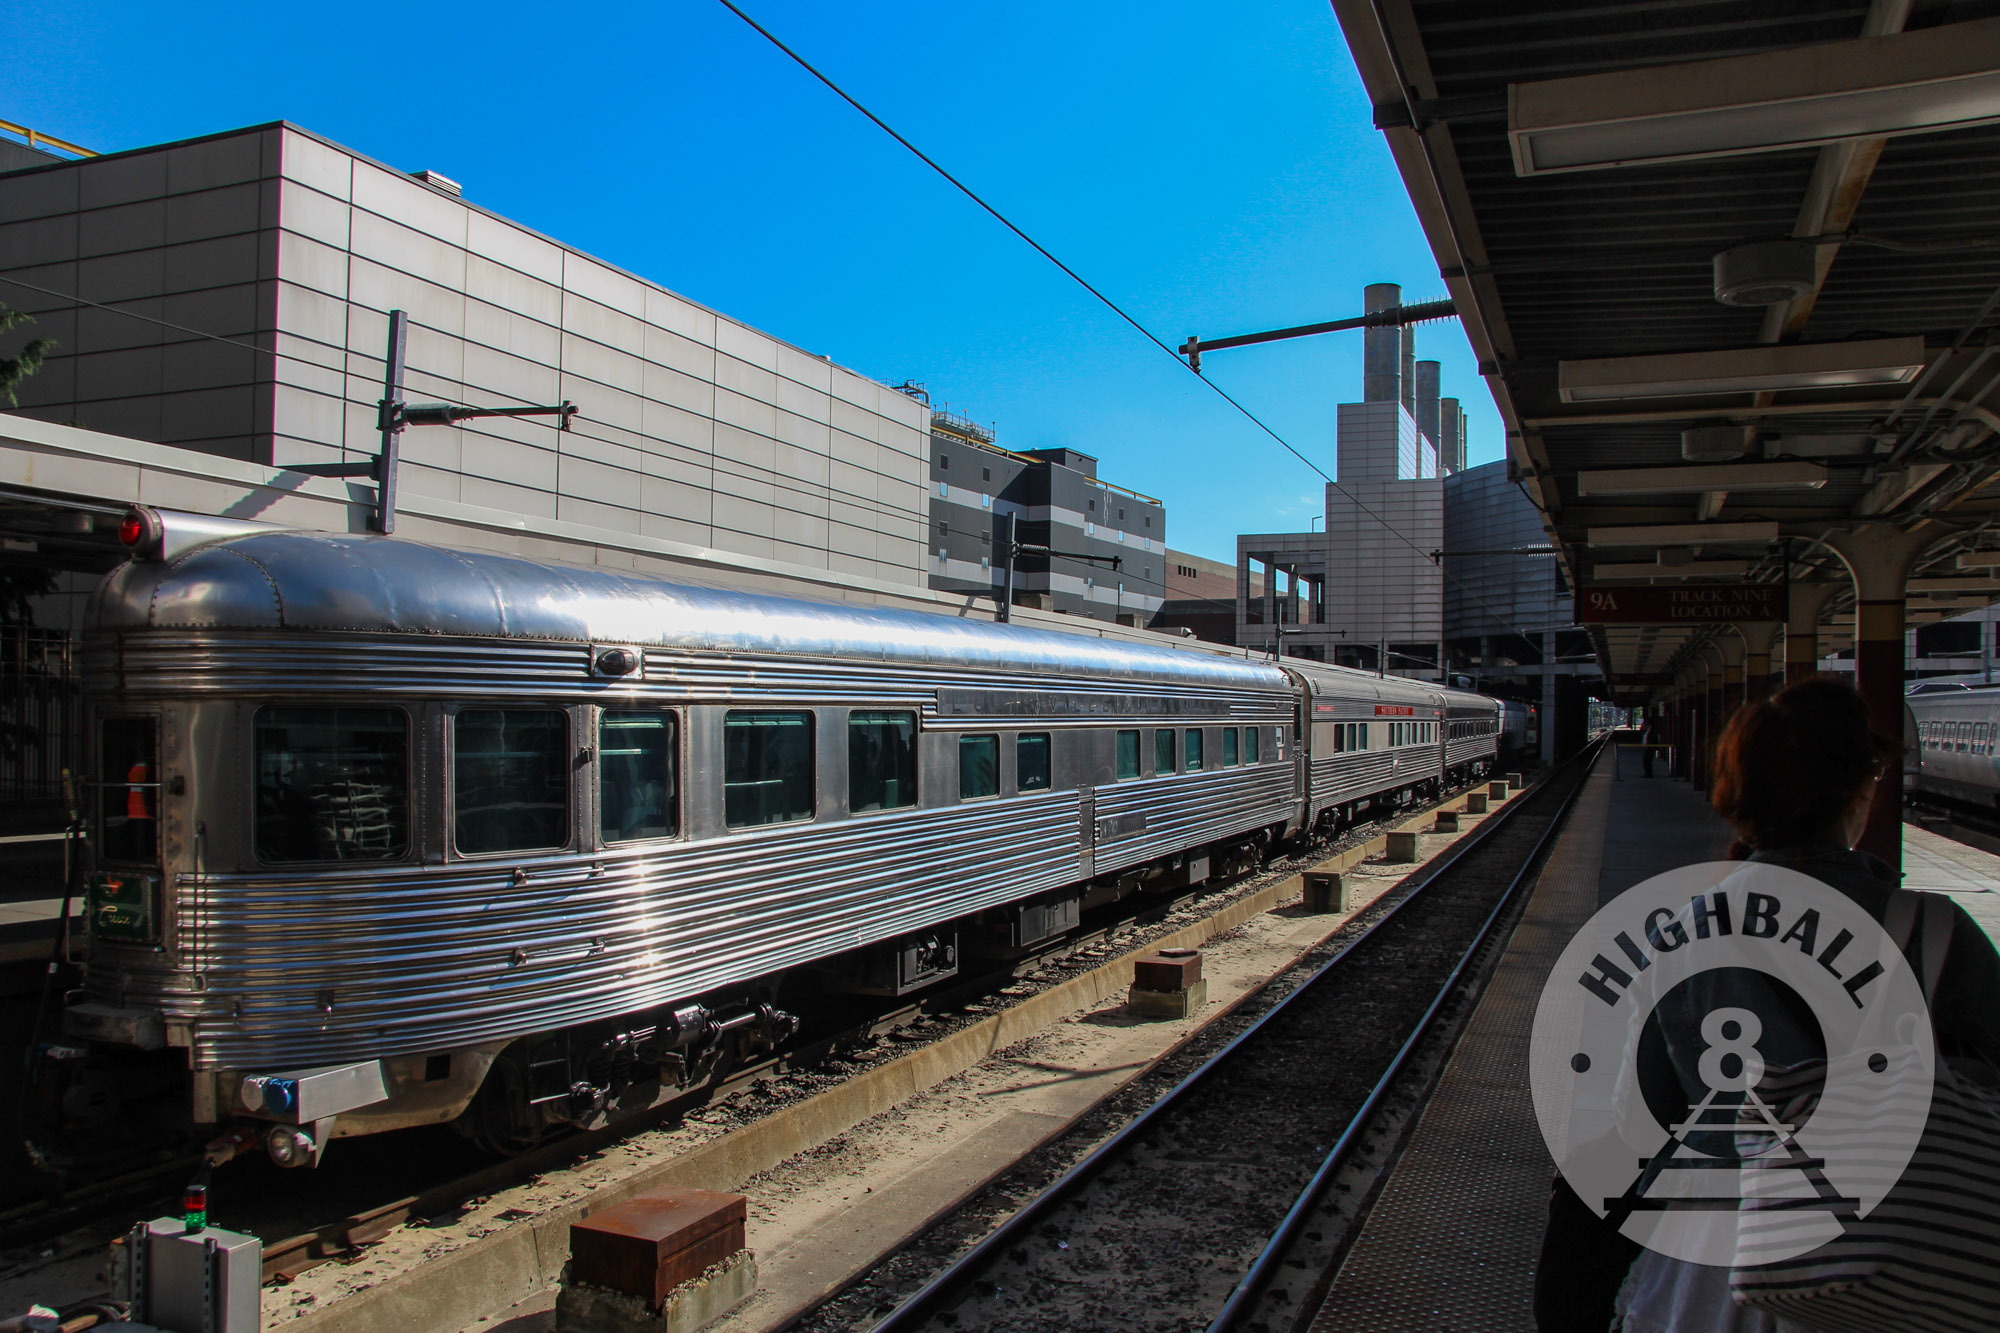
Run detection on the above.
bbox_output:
[1155,729,1175,775]
[256,706,410,862]
[1245,727,1259,763]
[849,711,917,814]
[454,709,569,854]
[99,716,159,865]
[1222,728,1239,767]
[599,711,679,843]
[1019,733,1052,792]
[723,712,815,828]
[960,734,1000,800]
[1116,730,1141,780]
[1186,729,1204,771]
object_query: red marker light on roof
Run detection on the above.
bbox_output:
[118,513,145,546]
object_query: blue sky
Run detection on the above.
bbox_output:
[6,0,1502,564]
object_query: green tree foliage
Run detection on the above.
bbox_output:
[0,303,56,406]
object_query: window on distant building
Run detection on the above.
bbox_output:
[982,466,991,481]
[938,453,949,468]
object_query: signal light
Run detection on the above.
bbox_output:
[182,1183,208,1232]
[116,506,163,557]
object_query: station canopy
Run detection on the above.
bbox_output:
[1333,0,2000,697]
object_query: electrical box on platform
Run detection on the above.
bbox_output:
[121,1218,261,1333]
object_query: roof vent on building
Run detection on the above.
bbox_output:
[1713,240,1816,307]
[410,170,462,196]
[1682,423,1748,462]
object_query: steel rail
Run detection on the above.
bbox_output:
[1206,736,1600,1331]
[865,742,1600,1333]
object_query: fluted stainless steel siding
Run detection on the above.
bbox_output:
[87,634,1295,1070]
[77,534,1484,1072]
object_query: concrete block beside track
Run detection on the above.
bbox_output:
[555,1249,755,1333]
[1128,977,1210,1020]
[1302,872,1346,914]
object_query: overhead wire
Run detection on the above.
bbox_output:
[710,0,1548,650]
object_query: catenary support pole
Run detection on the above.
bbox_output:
[1824,526,1947,876]
[1787,581,1841,684]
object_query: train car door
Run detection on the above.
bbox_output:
[1078,784,1096,880]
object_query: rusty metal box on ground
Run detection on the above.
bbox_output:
[1132,949,1201,993]
[570,1189,747,1308]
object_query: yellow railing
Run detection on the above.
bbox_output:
[0,117,95,158]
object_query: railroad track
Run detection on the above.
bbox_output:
[0,773,1506,1296]
[795,743,1596,1333]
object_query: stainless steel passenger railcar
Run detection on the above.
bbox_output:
[41,522,1499,1171]
[1908,685,1998,811]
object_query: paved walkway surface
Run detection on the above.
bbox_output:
[1904,819,2000,948]
[1310,770,2000,1332]
[1313,750,1625,1331]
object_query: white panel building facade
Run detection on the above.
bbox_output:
[0,122,930,587]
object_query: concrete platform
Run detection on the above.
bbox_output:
[1310,747,1625,1331]
[1310,757,2000,1330]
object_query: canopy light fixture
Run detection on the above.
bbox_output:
[1586,521,1780,547]
[1714,240,1818,307]
[1592,560,1753,579]
[1683,424,1749,461]
[1577,461,1827,496]
[1558,337,1926,403]
[1509,18,2000,175]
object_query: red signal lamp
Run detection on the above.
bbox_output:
[115,506,164,558]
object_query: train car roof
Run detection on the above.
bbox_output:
[1438,684,1501,711]
[89,531,1297,692]
[1277,656,1449,708]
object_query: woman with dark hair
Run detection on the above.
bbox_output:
[1605,676,2000,1332]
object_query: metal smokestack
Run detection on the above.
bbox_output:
[1415,359,1441,459]
[1400,323,1417,418]
[1440,397,1466,473]
[1362,283,1402,404]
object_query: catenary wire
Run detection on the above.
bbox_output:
[709,0,1548,651]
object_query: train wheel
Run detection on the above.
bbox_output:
[457,1048,545,1156]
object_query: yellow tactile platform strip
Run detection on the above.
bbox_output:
[1311,749,1616,1332]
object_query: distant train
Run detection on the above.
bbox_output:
[35,517,1505,1174]
[1906,683,1994,811]
[1499,700,1538,763]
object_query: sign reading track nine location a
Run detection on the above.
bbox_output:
[1576,583,1786,624]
